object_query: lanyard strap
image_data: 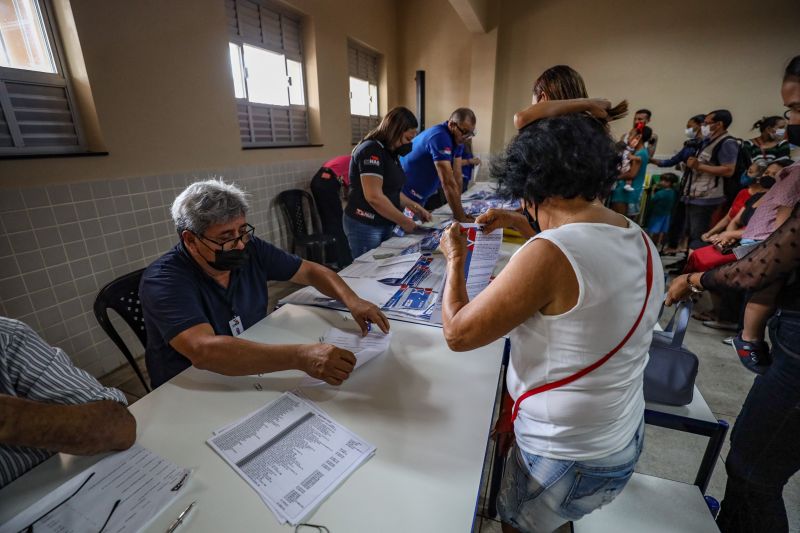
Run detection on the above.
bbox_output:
[511,231,654,423]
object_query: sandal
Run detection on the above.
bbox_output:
[731,335,772,374]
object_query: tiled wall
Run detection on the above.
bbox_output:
[0,158,325,378]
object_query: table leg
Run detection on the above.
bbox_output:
[694,419,729,493]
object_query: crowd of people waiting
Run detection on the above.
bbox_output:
[1,48,798,533]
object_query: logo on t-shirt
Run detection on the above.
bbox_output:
[439,147,452,156]
[355,208,375,220]
[363,155,381,166]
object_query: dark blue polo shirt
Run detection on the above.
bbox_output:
[139,237,302,388]
[400,121,464,203]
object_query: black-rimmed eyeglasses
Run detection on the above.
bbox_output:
[197,223,255,251]
[454,123,476,139]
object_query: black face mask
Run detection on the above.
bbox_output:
[193,234,251,271]
[787,124,800,147]
[208,247,250,271]
[758,176,777,189]
[395,142,413,157]
[523,202,542,234]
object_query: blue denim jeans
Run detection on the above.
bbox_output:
[498,418,644,533]
[342,214,394,259]
[717,309,800,533]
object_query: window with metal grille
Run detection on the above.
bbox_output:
[226,0,309,147]
[348,41,379,145]
[0,0,85,155]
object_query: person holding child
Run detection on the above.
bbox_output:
[610,126,652,217]
[667,55,800,533]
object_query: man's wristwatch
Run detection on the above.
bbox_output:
[686,273,704,294]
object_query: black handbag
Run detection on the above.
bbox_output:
[643,298,699,406]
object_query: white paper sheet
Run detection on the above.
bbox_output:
[379,235,423,249]
[301,328,392,387]
[340,253,421,279]
[0,445,189,533]
[460,224,502,300]
[207,392,376,525]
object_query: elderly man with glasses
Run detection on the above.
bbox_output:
[400,107,477,222]
[140,179,389,389]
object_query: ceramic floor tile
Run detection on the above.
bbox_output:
[479,516,503,533]
[635,424,714,484]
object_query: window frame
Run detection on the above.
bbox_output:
[347,41,380,145]
[0,0,86,156]
[226,0,310,148]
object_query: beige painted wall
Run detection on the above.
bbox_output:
[0,0,400,186]
[490,0,799,157]
[5,0,794,187]
[396,0,473,129]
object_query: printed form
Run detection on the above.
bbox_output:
[460,224,502,300]
[207,392,375,525]
[0,445,189,533]
[301,327,392,386]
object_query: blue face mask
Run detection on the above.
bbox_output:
[740,172,753,187]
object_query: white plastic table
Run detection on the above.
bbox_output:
[572,473,720,532]
[0,304,507,533]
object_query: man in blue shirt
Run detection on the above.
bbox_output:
[401,108,477,222]
[140,179,389,388]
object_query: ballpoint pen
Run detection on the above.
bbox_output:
[166,501,196,533]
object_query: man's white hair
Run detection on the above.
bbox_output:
[171,178,250,235]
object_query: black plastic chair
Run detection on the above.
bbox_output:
[276,189,337,266]
[93,268,150,392]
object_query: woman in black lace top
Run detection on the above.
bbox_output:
[668,201,800,310]
[665,55,800,533]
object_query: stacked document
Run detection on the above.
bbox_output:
[0,445,190,533]
[302,327,392,386]
[383,285,439,320]
[464,198,521,217]
[339,252,422,283]
[207,392,376,525]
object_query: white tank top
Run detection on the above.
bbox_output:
[508,220,664,460]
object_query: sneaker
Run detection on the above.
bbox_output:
[721,336,734,346]
[702,320,739,332]
[623,184,635,192]
[731,335,772,374]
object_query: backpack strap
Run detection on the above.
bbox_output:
[709,135,735,166]
[510,230,655,423]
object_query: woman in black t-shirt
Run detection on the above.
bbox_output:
[343,107,432,258]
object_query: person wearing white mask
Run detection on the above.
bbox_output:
[652,114,705,255]
[683,110,740,248]
[744,115,790,164]
[651,114,705,169]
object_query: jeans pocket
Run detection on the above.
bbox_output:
[771,315,800,360]
[561,467,634,518]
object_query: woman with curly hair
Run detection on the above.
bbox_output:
[439,113,664,533]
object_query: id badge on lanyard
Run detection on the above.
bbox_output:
[229,315,244,337]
